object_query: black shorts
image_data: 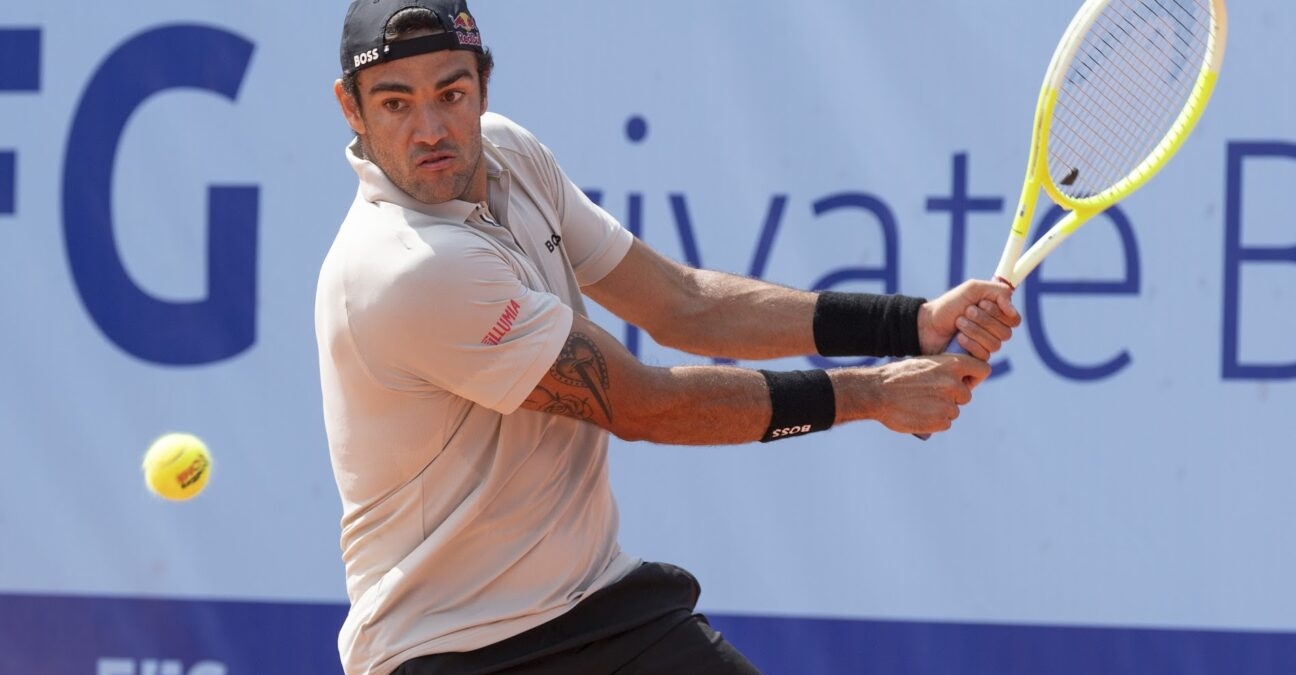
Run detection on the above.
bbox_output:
[393,562,761,675]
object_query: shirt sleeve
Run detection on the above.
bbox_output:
[552,163,634,286]
[346,228,572,414]
[485,114,634,287]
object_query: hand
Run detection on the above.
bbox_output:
[917,279,1021,360]
[836,354,992,435]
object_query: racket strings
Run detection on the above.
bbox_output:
[1048,0,1216,199]
[1065,0,1207,161]
[1078,3,1187,134]
[1055,2,1205,187]
[1052,0,1210,192]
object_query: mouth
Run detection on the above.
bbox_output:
[415,151,456,172]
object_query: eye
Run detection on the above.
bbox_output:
[380,98,407,113]
[442,90,466,104]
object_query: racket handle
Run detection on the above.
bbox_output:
[915,277,1013,440]
[913,337,967,441]
[944,338,969,356]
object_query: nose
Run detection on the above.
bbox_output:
[411,102,449,146]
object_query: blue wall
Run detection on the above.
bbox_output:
[1,1,1292,672]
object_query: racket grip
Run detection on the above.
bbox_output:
[913,336,968,441]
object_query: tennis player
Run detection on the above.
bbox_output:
[316,1,1021,673]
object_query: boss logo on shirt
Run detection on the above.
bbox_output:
[543,234,562,253]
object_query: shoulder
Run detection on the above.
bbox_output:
[482,112,553,163]
[331,211,505,311]
[383,225,503,297]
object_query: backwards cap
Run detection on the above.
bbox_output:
[340,0,484,76]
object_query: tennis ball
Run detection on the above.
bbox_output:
[142,433,212,501]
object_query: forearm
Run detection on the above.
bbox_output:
[617,361,962,445]
[521,314,986,442]
[619,365,774,445]
[588,240,926,361]
[619,363,921,446]
[522,316,795,445]
[649,269,818,360]
[653,269,927,362]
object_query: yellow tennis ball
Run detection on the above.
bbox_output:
[142,433,212,501]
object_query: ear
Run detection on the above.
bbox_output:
[334,79,366,135]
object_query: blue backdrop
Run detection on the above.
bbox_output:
[1,2,1293,673]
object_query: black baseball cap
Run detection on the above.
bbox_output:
[340,0,484,77]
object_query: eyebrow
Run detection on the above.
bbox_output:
[366,68,474,97]
[367,82,414,97]
[434,68,473,90]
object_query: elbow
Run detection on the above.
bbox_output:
[640,325,687,355]
[610,428,650,444]
[605,413,655,443]
[638,314,711,358]
[603,376,672,443]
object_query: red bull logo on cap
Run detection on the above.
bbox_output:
[453,11,482,47]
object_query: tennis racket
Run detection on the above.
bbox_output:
[919,0,1227,439]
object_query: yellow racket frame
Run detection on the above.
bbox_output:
[993,0,1229,288]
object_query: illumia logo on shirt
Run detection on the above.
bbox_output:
[481,299,522,345]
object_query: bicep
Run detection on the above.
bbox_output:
[582,239,699,336]
[518,312,656,437]
[582,239,816,359]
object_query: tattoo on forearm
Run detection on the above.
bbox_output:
[547,332,613,421]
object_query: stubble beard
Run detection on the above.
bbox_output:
[364,132,483,206]
[407,145,480,204]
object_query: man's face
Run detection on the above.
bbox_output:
[336,47,488,205]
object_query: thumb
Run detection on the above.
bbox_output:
[953,353,992,387]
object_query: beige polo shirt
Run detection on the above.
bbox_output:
[315,113,639,675]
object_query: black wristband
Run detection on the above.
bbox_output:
[812,291,926,357]
[758,369,836,442]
